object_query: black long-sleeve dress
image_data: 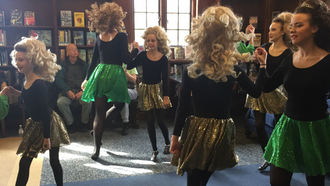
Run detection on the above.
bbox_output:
[171,66,266,176]
[82,33,139,104]
[16,79,70,158]
[127,51,170,111]
[263,54,330,176]
[245,43,292,114]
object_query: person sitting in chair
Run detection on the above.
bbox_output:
[120,65,138,135]
[55,43,92,133]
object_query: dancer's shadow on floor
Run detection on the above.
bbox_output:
[93,158,112,165]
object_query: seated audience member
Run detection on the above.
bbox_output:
[55,43,92,133]
[120,65,138,135]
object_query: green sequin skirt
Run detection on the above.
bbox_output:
[245,88,287,114]
[82,63,130,104]
[264,114,330,176]
[171,116,238,176]
[138,82,172,111]
[16,111,70,158]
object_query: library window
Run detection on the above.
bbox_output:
[133,0,191,46]
[134,0,159,45]
[166,0,190,46]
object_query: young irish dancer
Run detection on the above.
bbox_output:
[127,26,171,162]
[263,0,330,185]
[9,37,70,186]
[169,5,267,186]
[82,2,139,160]
[245,12,294,171]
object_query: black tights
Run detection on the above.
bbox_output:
[270,165,325,186]
[253,111,282,152]
[146,109,170,151]
[93,96,124,155]
[187,169,214,186]
[16,147,62,186]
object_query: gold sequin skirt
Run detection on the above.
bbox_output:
[16,111,70,158]
[138,82,172,111]
[245,88,287,114]
[171,116,238,176]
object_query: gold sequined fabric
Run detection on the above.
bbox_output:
[245,88,287,114]
[171,116,238,176]
[138,82,172,111]
[16,111,70,158]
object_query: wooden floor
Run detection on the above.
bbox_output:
[0,137,43,186]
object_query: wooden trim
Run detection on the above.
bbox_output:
[52,0,59,59]
[262,0,272,45]
[192,0,197,18]
[160,0,167,29]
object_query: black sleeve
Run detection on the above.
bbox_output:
[86,40,99,80]
[263,60,285,93]
[120,33,139,64]
[35,81,51,138]
[162,56,169,96]
[173,67,192,136]
[235,65,266,98]
[127,51,143,70]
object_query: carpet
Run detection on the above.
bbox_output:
[41,164,330,186]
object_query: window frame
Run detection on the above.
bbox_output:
[133,0,192,46]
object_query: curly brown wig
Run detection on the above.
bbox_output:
[86,2,126,33]
[295,0,330,52]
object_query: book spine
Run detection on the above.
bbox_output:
[0,11,5,26]
[0,29,2,46]
[1,51,7,66]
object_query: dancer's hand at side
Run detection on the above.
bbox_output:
[81,80,87,91]
[43,138,51,152]
[170,135,181,157]
[163,96,170,108]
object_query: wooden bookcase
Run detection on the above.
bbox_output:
[0,0,110,133]
[0,0,109,87]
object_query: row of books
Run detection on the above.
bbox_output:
[59,30,96,46]
[168,46,193,60]
[0,30,6,46]
[0,50,9,66]
[59,49,92,64]
[0,10,90,27]
[60,10,90,27]
[0,10,35,26]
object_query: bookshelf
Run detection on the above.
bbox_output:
[0,0,107,88]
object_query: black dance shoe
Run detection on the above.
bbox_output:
[163,145,170,154]
[121,123,129,135]
[150,151,159,162]
[258,161,270,171]
[91,152,99,160]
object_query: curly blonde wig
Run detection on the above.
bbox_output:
[186,6,250,82]
[86,2,125,33]
[272,12,297,51]
[141,26,170,56]
[10,37,61,82]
